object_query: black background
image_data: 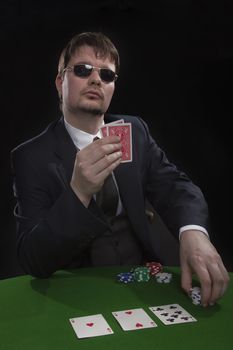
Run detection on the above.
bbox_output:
[1,0,233,278]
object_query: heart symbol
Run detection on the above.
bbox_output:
[86,323,94,327]
[136,323,143,327]
[125,311,132,314]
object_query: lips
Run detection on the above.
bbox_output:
[84,89,103,99]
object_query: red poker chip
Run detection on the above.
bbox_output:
[145,262,163,275]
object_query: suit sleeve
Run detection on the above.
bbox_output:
[11,148,109,278]
[137,117,210,238]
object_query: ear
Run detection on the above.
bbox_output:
[55,74,63,97]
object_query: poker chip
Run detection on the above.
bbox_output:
[145,262,163,276]
[133,266,150,282]
[155,272,172,283]
[190,286,201,305]
[116,262,164,284]
[117,272,134,283]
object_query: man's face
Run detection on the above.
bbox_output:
[57,45,116,117]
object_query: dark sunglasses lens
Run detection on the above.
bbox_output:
[73,64,92,77]
[100,69,116,82]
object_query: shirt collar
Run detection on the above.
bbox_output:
[64,118,103,150]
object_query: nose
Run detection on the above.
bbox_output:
[88,68,101,85]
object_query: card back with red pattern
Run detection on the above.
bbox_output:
[108,123,132,163]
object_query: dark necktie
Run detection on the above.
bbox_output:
[94,137,119,217]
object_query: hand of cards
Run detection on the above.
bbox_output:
[100,119,132,163]
[69,304,197,339]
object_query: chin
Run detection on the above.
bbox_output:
[81,103,105,116]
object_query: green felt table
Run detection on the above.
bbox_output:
[0,266,232,350]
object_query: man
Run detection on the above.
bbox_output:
[11,32,229,307]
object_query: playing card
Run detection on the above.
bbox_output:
[108,123,132,162]
[112,308,157,331]
[100,125,108,137]
[100,119,124,138]
[109,118,124,124]
[149,304,197,325]
[69,314,114,339]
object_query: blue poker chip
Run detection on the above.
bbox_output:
[117,272,134,283]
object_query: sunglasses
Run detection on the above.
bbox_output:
[64,64,118,83]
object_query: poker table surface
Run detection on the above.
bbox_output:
[0,266,232,350]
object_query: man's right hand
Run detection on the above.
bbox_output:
[70,135,122,207]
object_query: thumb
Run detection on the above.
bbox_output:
[181,262,193,294]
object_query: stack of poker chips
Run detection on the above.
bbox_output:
[116,264,202,307]
[116,262,163,284]
[154,272,172,284]
[189,287,202,305]
[146,262,163,276]
[133,266,151,282]
[117,272,135,283]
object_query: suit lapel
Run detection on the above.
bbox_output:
[53,117,77,184]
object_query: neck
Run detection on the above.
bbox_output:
[64,111,104,135]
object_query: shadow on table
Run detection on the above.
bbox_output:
[30,266,221,318]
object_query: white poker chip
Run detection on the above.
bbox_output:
[190,286,201,305]
[155,272,172,283]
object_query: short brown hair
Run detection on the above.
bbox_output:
[58,32,120,76]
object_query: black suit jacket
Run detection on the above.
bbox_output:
[11,114,209,277]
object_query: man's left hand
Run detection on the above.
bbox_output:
[180,230,230,307]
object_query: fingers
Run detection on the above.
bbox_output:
[206,258,230,306]
[192,249,230,306]
[194,263,212,307]
[180,256,211,306]
[218,261,230,297]
[89,136,122,164]
[180,230,230,307]
[183,255,229,307]
[95,156,122,184]
[93,150,122,175]
[77,135,122,178]
[181,261,193,294]
[71,136,122,199]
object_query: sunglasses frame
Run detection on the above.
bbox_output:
[63,64,118,83]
